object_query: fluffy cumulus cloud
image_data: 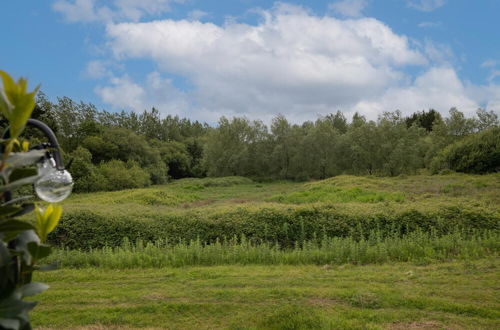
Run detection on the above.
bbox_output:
[95,72,191,116]
[352,67,478,115]
[103,4,446,120]
[53,0,184,23]
[58,2,499,122]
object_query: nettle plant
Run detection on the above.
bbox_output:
[0,71,66,329]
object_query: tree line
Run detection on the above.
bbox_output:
[7,92,497,192]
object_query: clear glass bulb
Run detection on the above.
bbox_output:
[35,158,73,202]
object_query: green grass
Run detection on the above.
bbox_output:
[31,259,500,329]
[29,174,500,329]
[61,173,500,215]
[268,185,405,204]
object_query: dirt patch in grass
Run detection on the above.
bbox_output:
[180,199,216,208]
[230,198,252,204]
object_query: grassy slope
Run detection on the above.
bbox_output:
[61,173,500,218]
[32,259,499,329]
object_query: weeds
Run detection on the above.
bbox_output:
[46,229,499,269]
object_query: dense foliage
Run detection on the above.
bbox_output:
[15,94,498,192]
[51,206,498,250]
[430,127,500,174]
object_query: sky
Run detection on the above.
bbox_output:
[1,0,499,124]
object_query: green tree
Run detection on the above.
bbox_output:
[430,127,500,174]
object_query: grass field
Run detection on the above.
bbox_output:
[32,259,499,329]
[61,173,500,216]
[31,174,499,329]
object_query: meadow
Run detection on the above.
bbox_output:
[33,173,500,329]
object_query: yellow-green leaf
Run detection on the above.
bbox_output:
[34,204,62,243]
[0,70,39,138]
[46,204,62,235]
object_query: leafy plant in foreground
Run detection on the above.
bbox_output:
[0,71,63,329]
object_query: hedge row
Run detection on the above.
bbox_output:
[50,206,499,249]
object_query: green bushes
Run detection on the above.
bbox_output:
[70,148,152,192]
[50,205,499,249]
[47,230,500,268]
[431,127,500,174]
[98,160,151,190]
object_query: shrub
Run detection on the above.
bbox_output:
[431,127,500,174]
[96,159,151,191]
[50,205,499,250]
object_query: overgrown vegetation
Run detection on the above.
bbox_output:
[47,230,499,268]
[48,174,500,250]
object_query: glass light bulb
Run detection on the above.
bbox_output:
[35,158,73,202]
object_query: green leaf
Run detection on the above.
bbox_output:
[11,203,35,218]
[0,220,35,232]
[46,204,62,236]
[0,241,11,268]
[2,195,34,206]
[0,70,40,138]
[0,206,21,217]
[7,150,46,168]
[0,71,16,118]
[27,242,51,261]
[9,168,38,182]
[0,296,36,319]
[15,230,40,266]
[19,282,49,298]
[0,175,40,193]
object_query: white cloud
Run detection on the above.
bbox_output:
[95,72,191,116]
[64,2,498,122]
[352,67,480,117]
[53,0,184,23]
[95,75,146,110]
[466,83,500,112]
[328,0,368,18]
[103,5,430,120]
[407,0,446,12]
[423,40,454,65]
[84,60,113,78]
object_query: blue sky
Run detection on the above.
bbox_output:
[1,0,499,123]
